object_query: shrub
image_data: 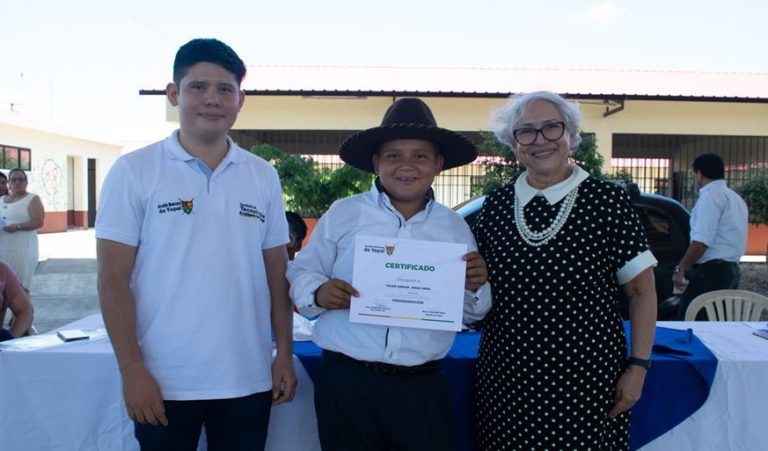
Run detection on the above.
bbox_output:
[735,176,768,259]
[473,131,606,195]
[250,144,372,217]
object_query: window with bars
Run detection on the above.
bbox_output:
[0,145,32,170]
[612,134,768,209]
[610,157,671,196]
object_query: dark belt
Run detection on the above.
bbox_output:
[323,350,442,375]
[693,259,738,269]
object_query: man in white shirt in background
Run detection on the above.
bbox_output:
[673,153,749,319]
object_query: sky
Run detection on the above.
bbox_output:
[1,0,767,146]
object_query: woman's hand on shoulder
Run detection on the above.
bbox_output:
[314,278,359,310]
[463,251,488,291]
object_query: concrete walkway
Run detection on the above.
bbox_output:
[26,229,768,333]
[32,230,98,333]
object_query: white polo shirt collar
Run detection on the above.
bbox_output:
[162,130,249,167]
[514,164,590,207]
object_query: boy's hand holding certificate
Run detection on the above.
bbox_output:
[350,235,467,331]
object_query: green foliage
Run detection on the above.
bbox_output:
[736,176,768,260]
[608,169,634,182]
[250,144,372,217]
[471,131,520,195]
[473,131,606,195]
[735,176,768,226]
[571,133,606,179]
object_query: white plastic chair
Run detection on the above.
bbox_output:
[685,289,768,321]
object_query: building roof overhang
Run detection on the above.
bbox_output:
[139,65,768,103]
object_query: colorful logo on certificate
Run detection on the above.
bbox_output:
[385,244,395,255]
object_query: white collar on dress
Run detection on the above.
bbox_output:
[514,164,590,207]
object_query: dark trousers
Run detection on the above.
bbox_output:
[677,259,741,320]
[315,350,458,451]
[134,391,272,451]
[0,328,13,342]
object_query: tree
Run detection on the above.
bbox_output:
[250,144,372,217]
[473,131,606,195]
[735,176,768,260]
[471,131,520,195]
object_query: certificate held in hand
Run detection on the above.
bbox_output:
[350,235,467,331]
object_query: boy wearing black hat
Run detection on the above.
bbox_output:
[287,98,491,451]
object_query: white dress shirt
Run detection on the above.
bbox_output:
[691,179,749,263]
[287,182,492,366]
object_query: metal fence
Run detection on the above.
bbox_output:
[234,129,768,212]
[302,153,487,208]
[612,134,768,209]
[610,158,671,195]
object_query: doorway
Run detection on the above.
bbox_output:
[87,158,96,227]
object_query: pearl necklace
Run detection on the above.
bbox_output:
[514,185,579,247]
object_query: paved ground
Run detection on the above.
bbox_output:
[31,230,98,333]
[25,229,768,333]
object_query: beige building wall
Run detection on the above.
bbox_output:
[0,121,122,232]
[219,96,768,171]
[585,101,768,169]
[227,96,502,131]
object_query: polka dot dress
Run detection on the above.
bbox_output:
[474,177,650,451]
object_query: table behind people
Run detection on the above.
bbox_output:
[9,315,768,451]
[0,314,319,451]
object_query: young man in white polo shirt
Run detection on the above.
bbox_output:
[96,38,296,450]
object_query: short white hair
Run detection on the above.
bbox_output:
[491,91,583,150]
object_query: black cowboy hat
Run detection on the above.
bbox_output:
[338,98,478,173]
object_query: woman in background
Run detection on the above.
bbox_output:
[0,172,8,197]
[0,168,45,291]
[0,259,34,341]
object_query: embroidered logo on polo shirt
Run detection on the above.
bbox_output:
[239,202,265,222]
[180,198,194,214]
[157,198,194,215]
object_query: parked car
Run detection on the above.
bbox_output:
[454,182,690,320]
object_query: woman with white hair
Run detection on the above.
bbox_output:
[472,91,657,450]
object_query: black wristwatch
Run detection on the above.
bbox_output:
[628,356,652,370]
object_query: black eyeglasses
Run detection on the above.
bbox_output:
[9,177,26,183]
[512,121,566,146]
